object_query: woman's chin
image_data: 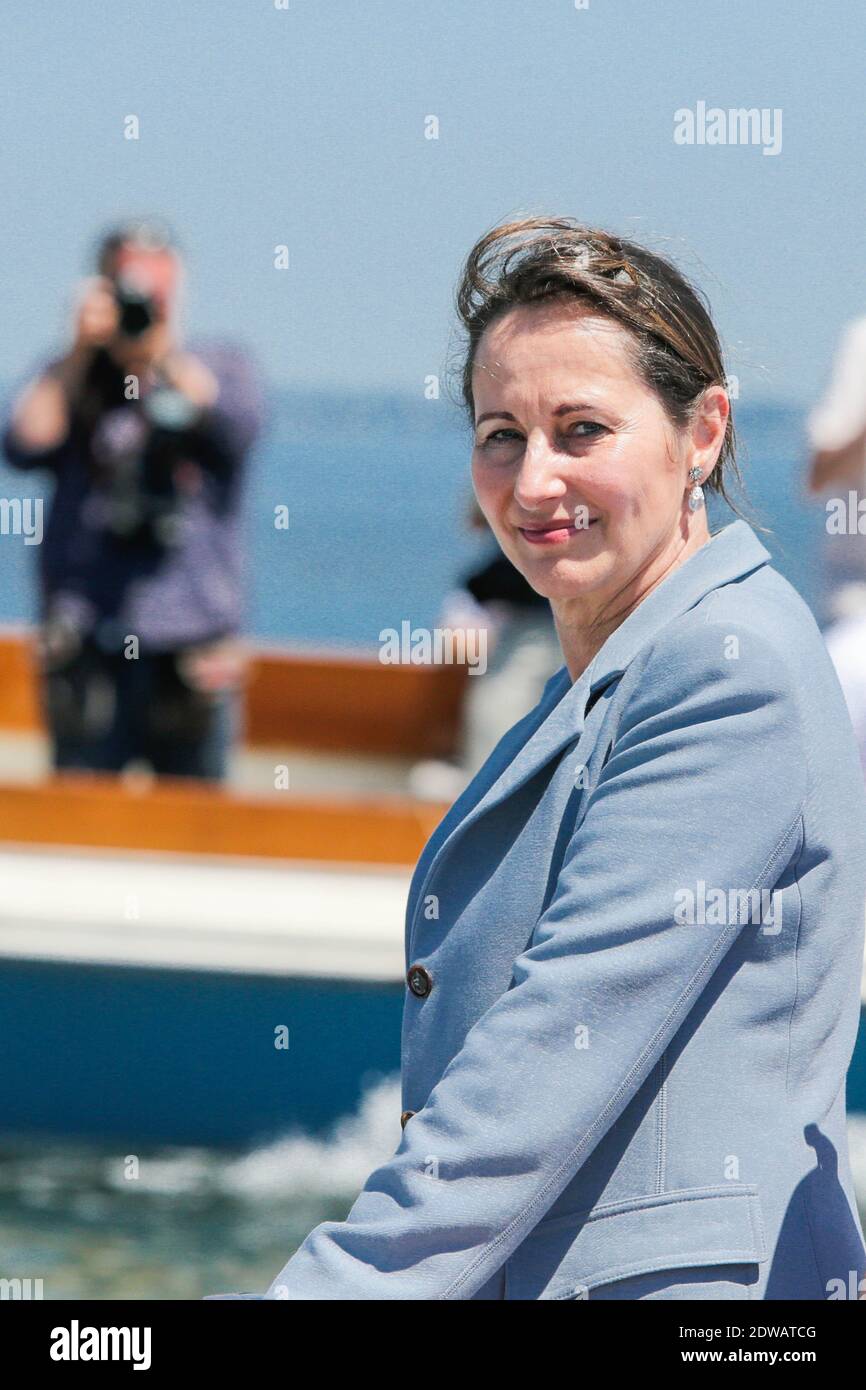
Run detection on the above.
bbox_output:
[523,554,611,602]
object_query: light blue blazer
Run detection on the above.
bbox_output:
[228,520,866,1300]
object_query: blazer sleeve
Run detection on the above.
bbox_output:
[263,614,808,1300]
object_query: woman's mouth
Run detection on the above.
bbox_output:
[517,517,600,546]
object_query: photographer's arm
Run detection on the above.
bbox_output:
[161,352,219,412]
[4,348,90,460]
[4,277,119,467]
[161,346,264,481]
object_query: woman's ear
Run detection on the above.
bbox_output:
[689,385,729,479]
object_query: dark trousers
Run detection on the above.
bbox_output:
[43,638,235,781]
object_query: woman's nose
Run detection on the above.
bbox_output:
[513,436,568,511]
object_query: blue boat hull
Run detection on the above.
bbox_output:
[0,960,403,1147]
[1,958,864,1147]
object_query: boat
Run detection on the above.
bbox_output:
[0,625,862,1146]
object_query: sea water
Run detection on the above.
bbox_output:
[0,390,838,645]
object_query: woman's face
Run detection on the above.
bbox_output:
[470,298,723,609]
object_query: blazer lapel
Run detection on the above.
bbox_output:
[405,658,603,940]
[406,521,772,940]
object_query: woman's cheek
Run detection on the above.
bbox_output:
[472,461,509,517]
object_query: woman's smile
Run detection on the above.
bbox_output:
[517,516,601,545]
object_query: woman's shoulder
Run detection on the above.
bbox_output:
[634,560,825,693]
[611,564,817,750]
[605,561,855,808]
[589,577,810,823]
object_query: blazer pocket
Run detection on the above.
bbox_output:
[505,1184,767,1300]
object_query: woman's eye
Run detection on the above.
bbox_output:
[481,428,522,446]
[478,422,607,447]
[569,420,606,438]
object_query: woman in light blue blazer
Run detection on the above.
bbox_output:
[213,218,866,1300]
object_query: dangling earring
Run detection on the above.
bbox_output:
[687,465,704,512]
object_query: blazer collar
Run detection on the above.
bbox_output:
[585,519,771,692]
[416,521,772,901]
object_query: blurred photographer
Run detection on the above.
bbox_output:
[1,221,264,779]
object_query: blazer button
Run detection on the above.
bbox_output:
[406,963,433,998]
[400,1110,415,1129]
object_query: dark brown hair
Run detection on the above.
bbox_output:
[454,216,743,511]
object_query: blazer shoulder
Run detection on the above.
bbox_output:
[613,581,808,785]
[600,598,809,833]
[704,561,825,647]
[628,584,804,702]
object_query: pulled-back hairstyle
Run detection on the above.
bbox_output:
[455,217,743,511]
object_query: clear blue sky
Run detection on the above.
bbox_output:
[0,0,862,405]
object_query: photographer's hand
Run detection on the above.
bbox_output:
[8,277,118,453]
[160,351,219,411]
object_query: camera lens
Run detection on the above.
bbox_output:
[114,278,156,338]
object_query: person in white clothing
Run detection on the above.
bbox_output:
[808,316,866,779]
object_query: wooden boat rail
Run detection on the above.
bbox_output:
[0,629,468,757]
[0,775,446,865]
[0,629,458,864]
